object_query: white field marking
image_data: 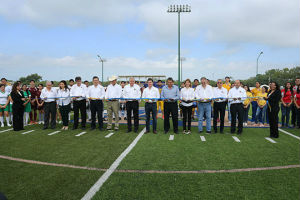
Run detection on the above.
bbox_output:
[0,128,13,133]
[48,131,61,136]
[105,132,114,138]
[21,130,35,135]
[75,132,86,137]
[278,128,300,140]
[265,137,277,143]
[169,135,174,141]
[232,136,241,142]
[200,136,206,142]
[81,127,146,200]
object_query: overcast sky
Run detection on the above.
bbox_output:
[0,0,299,82]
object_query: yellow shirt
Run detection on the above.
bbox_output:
[251,87,262,101]
[243,91,253,106]
[222,83,231,91]
[257,92,267,106]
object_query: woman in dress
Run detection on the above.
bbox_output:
[21,84,31,126]
[10,82,25,131]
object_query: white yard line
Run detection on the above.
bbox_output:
[75,132,86,137]
[105,132,114,138]
[200,136,206,142]
[0,128,13,133]
[265,137,277,143]
[169,135,174,141]
[21,130,35,135]
[81,127,146,200]
[232,136,241,142]
[48,131,61,136]
[278,128,300,140]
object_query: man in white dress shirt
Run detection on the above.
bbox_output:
[195,77,214,134]
[228,80,247,134]
[40,81,57,129]
[142,78,160,134]
[119,81,127,120]
[213,79,228,133]
[87,76,106,131]
[105,75,122,131]
[124,77,141,133]
[70,76,87,130]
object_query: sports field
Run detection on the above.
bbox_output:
[0,118,299,200]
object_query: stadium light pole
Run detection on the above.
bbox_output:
[97,55,106,83]
[256,51,263,76]
[167,4,191,86]
[180,57,186,82]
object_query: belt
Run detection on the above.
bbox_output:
[109,99,118,101]
[44,101,56,104]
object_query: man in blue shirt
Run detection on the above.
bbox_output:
[161,77,180,134]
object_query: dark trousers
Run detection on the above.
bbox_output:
[291,103,297,126]
[12,106,24,131]
[213,102,226,132]
[296,107,300,128]
[251,101,258,122]
[268,106,279,138]
[59,104,70,126]
[243,105,250,123]
[126,101,139,131]
[73,99,86,128]
[164,102,178,132]
[182,105,193,131]
[230,103,244,133]
[145,102,157,132]
[44,101,57,129]
[90,100,103,129]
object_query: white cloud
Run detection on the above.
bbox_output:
[0,0,298,47]
[0,53,295,82]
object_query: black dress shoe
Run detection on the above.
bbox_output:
[42,127,48,130]
[81,127,86,130]
[145,131,150,134]
[237,131,242,135]
[51,127,56,129]
[206,131,211,134]
[153,130,157,134]
[72,127,77,130]
[134,129,138,133]
[99,127,103,131]
[164,131,168,134]
[214,130,218,134]
[127,130,132,133]
[174,131,178,134]
[198,131,203,134]
[90,127,95,131]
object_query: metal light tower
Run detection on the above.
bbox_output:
[256,51,263,76]
[167,4,191,86]
[180,57,186,82]
[97,55,106,83]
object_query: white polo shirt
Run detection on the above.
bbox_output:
[213,87,228,102]
[228,86,247,104]
[142,86,160,102]
[123,84,141,100]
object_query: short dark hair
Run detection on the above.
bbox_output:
[93,76,99,80]
[84,80,89,83]
[69,79,74,82]
[225,76,230,79]
[30,80,35,83]
[121,81,126,84]
[167,77,173,82]
[147,78,153,82]
[38,83,43,87]
[75,76,81,81]
[0,84,5,88]
[193,79,199,82]
[1,78,7,81]
[256,81,260,84]
[157,80,162,83]
[262,86,268,91]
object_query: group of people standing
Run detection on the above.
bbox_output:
[1,75,299,138]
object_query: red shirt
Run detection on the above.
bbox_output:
[295,93,300,105]
[281,89,292,103]
[29,87,39,99]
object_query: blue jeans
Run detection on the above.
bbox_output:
[255,105,267,124]
[281,104,291,127]
[243,105,250,123]
[227,102,231,121]
[251,101,258,122]
[197,102,211,132]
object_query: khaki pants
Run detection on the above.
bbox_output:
[107,101,120,129]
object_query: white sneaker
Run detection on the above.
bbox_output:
[1,123,4,127]
[7,123,11,127]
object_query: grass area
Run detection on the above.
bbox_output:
[0,119,299,200]
[95,168,300,200]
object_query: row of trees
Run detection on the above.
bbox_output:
[16,66,300,87]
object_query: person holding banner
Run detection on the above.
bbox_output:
[70,76,87,130]
[213,79,228,133]
[180,79,195,134]
[87,76,105,131]
[161,77,180,134]
[57,80,71,130]
[142,78,160,134]
[265,82,281,138]
[40,81,57,130]
[105,75,122,131]
[195,77,214,134]
[124,77,141,133]
[228,80,246,134]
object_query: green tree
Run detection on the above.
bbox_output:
[19,73,42,85]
